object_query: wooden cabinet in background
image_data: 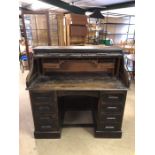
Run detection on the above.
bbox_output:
[70,25,87,37]
[65,13,88,45]
[49,13,65,46]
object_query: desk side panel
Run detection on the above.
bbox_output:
[29,90,61,138]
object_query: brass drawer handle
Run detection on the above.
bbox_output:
[106,117,116,120]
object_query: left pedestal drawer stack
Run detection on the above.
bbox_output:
[29,91,61,138]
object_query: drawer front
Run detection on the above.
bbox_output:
[100,104,123,114]
[58,91,99,98]
[35,113,58,125]
[34,105,56,114]
[36,122,59,131]
[100,92,126,104]
[30,91,57,105]
[99,114,122,123]
[98,123,121,131]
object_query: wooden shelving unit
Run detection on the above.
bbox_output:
[102,12,135,46]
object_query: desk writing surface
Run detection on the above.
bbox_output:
[29,74,126,91]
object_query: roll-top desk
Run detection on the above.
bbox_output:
[26,46,130,139]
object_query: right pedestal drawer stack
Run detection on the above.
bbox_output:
[95,91,127,138]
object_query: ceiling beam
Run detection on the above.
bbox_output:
[40,0,85,14]
[85,1,135,12]
[19,7,32,11]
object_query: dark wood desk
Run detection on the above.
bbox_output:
[26,46,129,139]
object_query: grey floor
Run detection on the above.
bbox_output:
[19,71,135,155]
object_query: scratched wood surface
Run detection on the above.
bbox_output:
[29,74,126,91]
[33,46,123,58]
[33,45,123,52]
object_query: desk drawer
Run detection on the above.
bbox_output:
[34,105,56,114]
[98,123,121,131]
[35,113,58,125]
[99,114,122,123]
[101,92,125,103]
[100,104,123,114]
[30,91,57,105]
[36,122,59,131]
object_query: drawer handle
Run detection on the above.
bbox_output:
[105,126,114,129]
[107,106,117,109]
[38,106,50,111]
[40,116,51,120]
[41,125,52,129]
[108,96,119,99]
[106,117,116,120]
[36,96,49,99]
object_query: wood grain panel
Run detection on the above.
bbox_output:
[42,60,115,73]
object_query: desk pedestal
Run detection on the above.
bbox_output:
[29,90,127,138]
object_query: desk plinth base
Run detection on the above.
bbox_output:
[34,131,61,139]
[95,130,122,138]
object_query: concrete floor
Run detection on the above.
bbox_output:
[19,71,135,155]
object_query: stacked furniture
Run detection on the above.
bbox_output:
[26,46,130,139]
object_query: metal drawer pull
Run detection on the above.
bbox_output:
[107,106,117,109]
[40,117,51,120]
[36,96,49,99]
[38,107,50,111]
[106,117,116,120]
[105,126,114,129]
[108,96,119,99]
[41,125,52,129]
